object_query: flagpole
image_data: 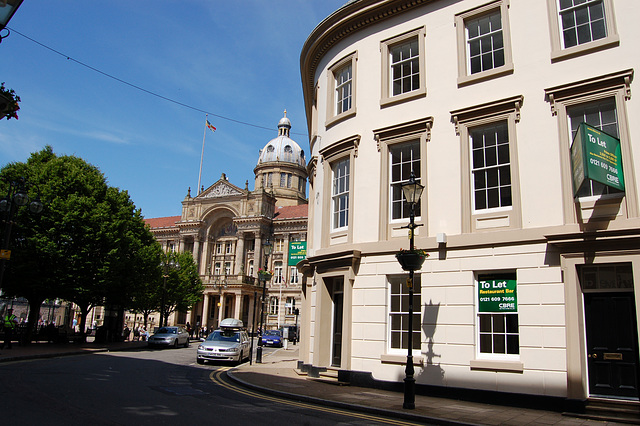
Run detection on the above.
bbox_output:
[197,114,208,195]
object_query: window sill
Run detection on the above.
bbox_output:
[381,353,424,366]
[325,108,356,129]
[380,88,426,108]
[470,359,523,372]
[551,36,619,62]
[457,63,514,87]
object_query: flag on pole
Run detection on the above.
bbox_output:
[206,120,216,132]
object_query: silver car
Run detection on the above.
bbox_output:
[148,326,190,348]
[197,327,250,364]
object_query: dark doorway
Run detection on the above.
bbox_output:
[331,278,344,367]
[585,292,639,399]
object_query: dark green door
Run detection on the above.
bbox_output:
[585,292,640,399]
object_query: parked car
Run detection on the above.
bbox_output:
[261,329,283,347]
[197,318,250,365]
[147,326,190,348]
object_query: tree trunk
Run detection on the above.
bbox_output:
[23,297,45,345]
[75,303,90,343]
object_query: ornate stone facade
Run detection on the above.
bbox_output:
[145,115,308,335]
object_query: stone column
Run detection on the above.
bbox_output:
[234,293,242,320]
[193,238,201,272]
[201,238,210,277]
[235,232,245,277]
[217,292,225,326]
[255,233,263,271]
[201,293,210,331]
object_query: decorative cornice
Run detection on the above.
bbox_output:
[300,0,434,136]
[544,69,633,116]
[451,95,523,135]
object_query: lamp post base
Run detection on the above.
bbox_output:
[403,355,415,409]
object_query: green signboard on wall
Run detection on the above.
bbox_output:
[478,276,517,313]
[288,241,307,266]
[571,123,624,196]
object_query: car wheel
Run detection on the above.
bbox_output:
[184,338,189,348]
[237,351,243,365]
[173,339,179,349]
[197,358,204,365]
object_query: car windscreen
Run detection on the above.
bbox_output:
[156,327,176,334]
[206,330,240,342]
[264,330,281,336]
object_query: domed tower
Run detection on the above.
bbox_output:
[254,112,308,207]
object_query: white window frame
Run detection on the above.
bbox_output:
[455,0,514,86]
[544,69,637,223]
[475,272,520,361]
[387,274,421,355]
[567,97,623,199]
[274,261,283,285]
[326,52,357,127]
[290,266,299,284]
[389,141,421,222]
[320,135,359,245]
[451,96,523,233]
[331,158,350,232]
[380,27,426,107]
[470,120,512,213]
[269,296,278,315]
[285,297,295,315]
[546,0,619,61]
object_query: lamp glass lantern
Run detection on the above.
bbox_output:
[401,172,424,208]
[0,0,24,30]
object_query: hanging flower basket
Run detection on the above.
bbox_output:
[257,269,273,281]
[0,83,21,121]
[395,249,428,271]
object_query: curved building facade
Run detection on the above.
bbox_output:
[299,0,640,409]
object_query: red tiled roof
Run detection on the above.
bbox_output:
[273,204,308,220]
[144,215,181,229]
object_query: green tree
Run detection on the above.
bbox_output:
[160,251,203,326]
[128,241,164,328]
[0,146,157,342]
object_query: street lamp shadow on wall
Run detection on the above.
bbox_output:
[396,171,426,410]
[0,177,44,291]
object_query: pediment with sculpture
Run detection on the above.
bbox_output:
[199,180,244,199]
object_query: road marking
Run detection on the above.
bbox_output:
[209,369,424,426]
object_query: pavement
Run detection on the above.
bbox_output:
[0,339,632,425]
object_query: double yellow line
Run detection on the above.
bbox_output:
[209,368,424,426]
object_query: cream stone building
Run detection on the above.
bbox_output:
[144,115,307,335]
[298,0,640,413]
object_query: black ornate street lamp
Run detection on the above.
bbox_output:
[398,172,424,410]
[0,0,24,43]
[0,176,44,291]
[255,237,273,364]
[159,255,179,328]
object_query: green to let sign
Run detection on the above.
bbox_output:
[288,241,307,266]
[478,277,517,313]
[571,123,624,196]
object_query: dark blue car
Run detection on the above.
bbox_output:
[261,329,283,347]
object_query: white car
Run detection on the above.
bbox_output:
[147,326,190,348]
[197,319,250,364]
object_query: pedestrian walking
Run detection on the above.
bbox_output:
[2,308,18,349]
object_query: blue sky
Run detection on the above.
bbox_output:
[0,1,345,218]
